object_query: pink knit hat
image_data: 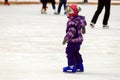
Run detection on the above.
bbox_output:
[65,4,81,17]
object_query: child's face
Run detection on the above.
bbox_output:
[65,5,74,18]
[65,4,81,18]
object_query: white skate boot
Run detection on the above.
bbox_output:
[41,8,46,14]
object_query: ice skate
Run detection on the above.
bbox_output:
[90,22,95,28]
[63,65,77,73]
[53,9,58,14]
[54,12,59,15]
[54,12,58,14]
[41,8,47,14]
[76,64,84,72]
[64,12,67,15]
[103,25,109,29]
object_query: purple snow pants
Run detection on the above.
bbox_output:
[66,42,83,66]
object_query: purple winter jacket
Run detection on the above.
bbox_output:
[64,15,87,43]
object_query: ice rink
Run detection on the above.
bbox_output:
[0,4,120,80]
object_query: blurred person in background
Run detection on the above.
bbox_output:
[82,0,88,4]
[56,0,67,15]
[4,0,10,5]
[40,0,57,14]
[90,0,111,29]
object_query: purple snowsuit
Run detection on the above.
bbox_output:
[64,15,87,66]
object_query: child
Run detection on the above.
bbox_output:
[62,4,87,73]
[40,0,57,14]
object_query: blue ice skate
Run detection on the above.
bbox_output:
[63,65,77,73]
[64,12,67,15]
[76,63,84,72]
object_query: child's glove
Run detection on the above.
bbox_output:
[62,38,67,45]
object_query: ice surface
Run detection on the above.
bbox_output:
[0,4,120,80]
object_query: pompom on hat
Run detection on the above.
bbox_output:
[65,4,81,17]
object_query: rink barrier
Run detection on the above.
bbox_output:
[0,1,120,5]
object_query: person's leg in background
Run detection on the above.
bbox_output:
[90,0,104,28]
[4,0,10,5]
[41,2,47,14]
[103,0,111,28]
[57,1,64,14]
[51,1,57,14]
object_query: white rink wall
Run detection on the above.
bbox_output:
[0,0,96,2]
[0,0,81,2]
[0,0,120,4]
[0,0,70,2]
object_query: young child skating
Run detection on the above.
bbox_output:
[62,4,87,73]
